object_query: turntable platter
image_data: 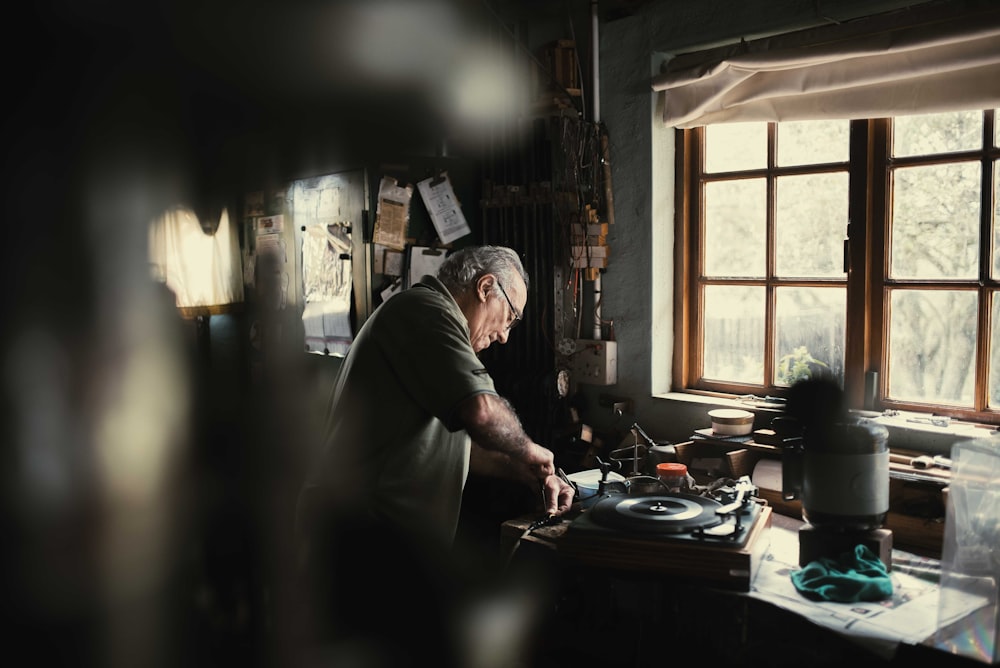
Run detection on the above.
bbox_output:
[588,493,723,534]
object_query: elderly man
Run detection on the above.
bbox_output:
[295,245,573,665]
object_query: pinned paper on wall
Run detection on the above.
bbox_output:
[407,246,448,288]
[256,233,285,263]
[417,172,470,245]
[291,174,357,356]
[257,214,284,234]
[373,243,405,277]
[373,176,412,251]
[383,249,404,276]
[380,277,403,303]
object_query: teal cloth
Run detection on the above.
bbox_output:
[791,544,893,602]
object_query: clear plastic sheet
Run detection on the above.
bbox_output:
[935,436,1000,663]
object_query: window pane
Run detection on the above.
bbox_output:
[887,289,977,405]
[704,179,766,277]
[890,162,980,279]
[775,173,848,277]
[777,119,849,166]
[774,287,845,386]
[703,285,765,384]
[994,159,1000,279]
[893,110,983,157]
[705,123,766,172]
[992,293,1000,409]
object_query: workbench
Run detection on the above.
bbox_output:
[499,502,990,667]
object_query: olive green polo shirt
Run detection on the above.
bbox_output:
[315,275,497,546]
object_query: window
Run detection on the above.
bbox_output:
[676,109,1000,423]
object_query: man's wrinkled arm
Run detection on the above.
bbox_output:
[457,393,530,456]
[458,393,554,479]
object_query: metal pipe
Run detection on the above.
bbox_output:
[591,0,602,341]
[591,0,600,124]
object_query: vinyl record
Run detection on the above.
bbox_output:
[588,493,723,534]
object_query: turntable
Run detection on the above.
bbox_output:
[559,477,772,591]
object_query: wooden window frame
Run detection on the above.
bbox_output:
[674,113,1000,426]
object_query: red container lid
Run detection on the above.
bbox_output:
[656,462,688,476]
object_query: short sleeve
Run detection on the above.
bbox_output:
[372,281,496,430]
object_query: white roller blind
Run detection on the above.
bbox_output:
[652,7,1000,128]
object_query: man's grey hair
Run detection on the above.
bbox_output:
[436,245,529,296]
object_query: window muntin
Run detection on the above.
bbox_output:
[679,110,999,422]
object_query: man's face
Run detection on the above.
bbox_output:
[468,273,525,353]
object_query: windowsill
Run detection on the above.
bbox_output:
[653,391,964,558]
[652,391,999,456]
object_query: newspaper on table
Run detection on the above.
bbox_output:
[749,523,991,659]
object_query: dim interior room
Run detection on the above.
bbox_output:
[3,0,1000,667]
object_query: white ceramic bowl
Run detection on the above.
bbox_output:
[708,408,754,436]
[567,469,626,507]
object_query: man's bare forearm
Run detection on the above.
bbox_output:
[469,443,519,481]
[459,393,531,456]
[459,393,555,481]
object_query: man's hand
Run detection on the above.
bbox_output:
[541,473,575,516]
[469,442,570,515]
[470,440,555,484]
[522,441,555,480]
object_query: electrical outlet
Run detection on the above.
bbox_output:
[599,394,633,417]
[569,340,618,385]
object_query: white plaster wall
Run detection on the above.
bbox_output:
[579,0,966,453]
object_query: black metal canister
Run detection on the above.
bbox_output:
[778,378,890,531]
[799,419,889,530]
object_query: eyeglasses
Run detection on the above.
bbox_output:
[496,281,522,331]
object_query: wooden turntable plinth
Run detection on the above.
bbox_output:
[558,501,772,591]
